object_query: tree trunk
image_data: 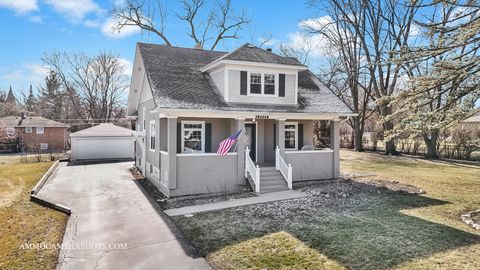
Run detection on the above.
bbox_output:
[379,105,397,155]
[423,131,439,159]
[354,119,364,152]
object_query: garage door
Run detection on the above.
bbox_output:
[75,137,132,160]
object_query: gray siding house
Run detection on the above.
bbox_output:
[127,43,354,197]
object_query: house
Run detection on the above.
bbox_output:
[127,43,354,197]
[0,114,69,152]
[70,123,134,161]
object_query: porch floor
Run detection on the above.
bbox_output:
[163,190,307,217]
[255,162,275,167]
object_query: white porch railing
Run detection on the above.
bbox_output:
[275,146,292,189]
[245,147,260,192]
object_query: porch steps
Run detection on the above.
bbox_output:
[247,166,289,193]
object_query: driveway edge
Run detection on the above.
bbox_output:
[30,160,71,215]
[31,160,60,195]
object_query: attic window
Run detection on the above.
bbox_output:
[250,73,262,94]
[248,72,276,95]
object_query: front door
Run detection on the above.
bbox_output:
[245,123,256,162]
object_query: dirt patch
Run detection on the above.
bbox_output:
[129,167,144,180]
[137,177,255,210]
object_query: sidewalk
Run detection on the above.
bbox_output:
[164,190,307,217]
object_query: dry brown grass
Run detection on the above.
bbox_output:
[0,155,68,270]
[174,150,480,270]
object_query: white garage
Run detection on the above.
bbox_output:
[70,123,134,161]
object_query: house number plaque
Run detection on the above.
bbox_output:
[255,115,269,119]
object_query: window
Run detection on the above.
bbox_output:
[36,127,44,134]
[264,74,275,95]
[150,164,153,174]
[6,127,15,136]
[182,121,205,152]
[40,143,48,150]
[249,72,276,95]
[149,121,156,151]
[285,123,298,150]
[250,73,262,94]
[25,127,32,133]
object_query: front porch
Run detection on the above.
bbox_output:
[138,114,340,197]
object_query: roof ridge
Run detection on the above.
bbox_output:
[137,42,228,54]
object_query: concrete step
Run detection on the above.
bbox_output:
[259,167,276,171]
[260,171,282,177]
[261,175,284,180]
[260,186,289,193]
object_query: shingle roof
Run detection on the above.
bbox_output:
[70,123,133,137]
[215,43,305,66]
[137,43,352,114]
[0,116,69,128]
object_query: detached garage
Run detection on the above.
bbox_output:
[70,123,134,161]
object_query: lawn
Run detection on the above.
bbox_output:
[173,150,480,270]
[0,155,68,270]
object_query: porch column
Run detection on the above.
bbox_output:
[167,116,177,189]
[276,119,286,157]
[330,119,340,178]
[236,118,245,183]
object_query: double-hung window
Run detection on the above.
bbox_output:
[25,127,32,133]
[149,121,156,151]
[36,127,44,134]
[249,72,276,95]
[181,121,205,153]
[250,73,262,94]
[285,122,298,150]
[264,74,275,94]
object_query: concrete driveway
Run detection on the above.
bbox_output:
[37,161,210,270]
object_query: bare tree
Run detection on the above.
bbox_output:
[308,0,420,154]
[391,0,480,158]
[42,52,129,124]
[111,0,250,50]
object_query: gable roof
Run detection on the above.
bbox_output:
[0,116,69,128]
[70,123,133,137]
[212,43,306,67]
[136,43,352,115]
[464,113,480,123]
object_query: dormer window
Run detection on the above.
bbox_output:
[249,72,276,95]
[250,73,262,94]
[264,74,275,94]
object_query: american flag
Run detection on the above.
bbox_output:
[217,129,242,155]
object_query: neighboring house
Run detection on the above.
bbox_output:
[0,114,69,152]
[127,43,354,197]
[464,113,480,126]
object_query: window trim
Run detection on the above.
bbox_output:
[149,120,156,152]
[284,122,298,150]
[25,127,32,133]
[40,143,48,150]
[36,127,44,134]
[247,71,278,96]
[181,120,205,153]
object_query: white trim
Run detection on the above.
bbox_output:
[245,122,258,162]
[224,68,229,101]
[177,152,238,157]
[25,127,32,133]
[200,59,308,73]
[36,127,44,134]
[181,120,205,153]
[149,120,156,152]
[284,122,298,150]
[285,149,334,154]
[294,73,298,105]
[247,71,278,97]
[158,108,357,120]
